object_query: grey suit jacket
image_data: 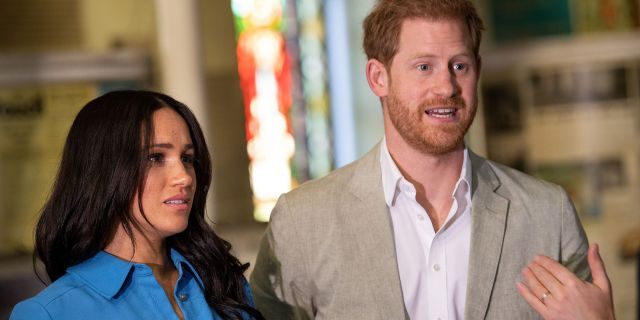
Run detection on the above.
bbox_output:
[250,144,590,320]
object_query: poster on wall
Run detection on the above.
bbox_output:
[0,84,98,256]
[0,50,149,257]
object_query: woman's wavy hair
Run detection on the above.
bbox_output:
[34,90,263,319]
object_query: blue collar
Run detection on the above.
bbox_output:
[169,248,205,290]
[67,248,204,299]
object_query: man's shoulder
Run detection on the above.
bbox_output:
[285,147,378,201]
[280,159,362,212]
[473,154,564,200]
[270,147,381,224]
[490,159,551,184]
[294,159,359,192]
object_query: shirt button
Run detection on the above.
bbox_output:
[433,264,441,272]
[417,214,425,221]
[178,294,188,302]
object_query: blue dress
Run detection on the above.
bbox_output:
[10,249,256,319]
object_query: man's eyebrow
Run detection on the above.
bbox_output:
[452,52,473,59]
[410,52,472,59]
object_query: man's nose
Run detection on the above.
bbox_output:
[431,68,458,98]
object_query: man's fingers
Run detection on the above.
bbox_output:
[588,243,611,292]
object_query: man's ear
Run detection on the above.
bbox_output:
[366,59,389,97]
[476,55,482,79]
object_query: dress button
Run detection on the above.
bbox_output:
[178,294,188,302]
[433,264,441,272]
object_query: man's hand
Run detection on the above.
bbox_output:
[516,243,615,320]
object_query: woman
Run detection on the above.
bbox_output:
[10,90,264,320]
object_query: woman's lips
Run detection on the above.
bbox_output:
[163,197,190,210]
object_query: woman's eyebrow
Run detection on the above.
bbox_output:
[149,143,194,150]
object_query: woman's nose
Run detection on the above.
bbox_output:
[170,161,194,188]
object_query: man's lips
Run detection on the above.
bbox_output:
[425,107,458,118]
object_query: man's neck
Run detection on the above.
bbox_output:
[385,135,465,231]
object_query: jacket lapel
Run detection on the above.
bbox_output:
[464,152,509,320]
[347,144,408,319]
[345,146,507,319]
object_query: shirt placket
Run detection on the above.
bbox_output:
[426,192,461,320]
[426,232,447,320]
[135,265,179,320]
[404,180,445,320]
[174,272,191,319]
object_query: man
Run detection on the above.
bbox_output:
[250,0,614,319]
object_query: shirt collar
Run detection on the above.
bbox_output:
[379,137,472,207]
[169,248,205,289]
[380,138,404,206]
[67,248,204,300]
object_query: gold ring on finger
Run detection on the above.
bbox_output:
[540,291,551,304]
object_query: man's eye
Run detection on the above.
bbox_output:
[417,64,430,71]
[453,63,467,71]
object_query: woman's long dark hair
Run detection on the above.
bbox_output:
[35,90,263,319]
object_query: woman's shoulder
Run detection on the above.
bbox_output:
[10,299,51,320]
[241,276,256,307]
[10,274,86,320]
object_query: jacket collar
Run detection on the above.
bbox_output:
[465,151,510,320]
[67,248,203,299]
[346,142,409,319]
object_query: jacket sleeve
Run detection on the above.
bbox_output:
[250,194,313,320]
[10,300,53,320]
[558,185,591,281]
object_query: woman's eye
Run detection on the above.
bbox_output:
[417,64,430,71]
[148,153,163,163]
[182,154,195,164]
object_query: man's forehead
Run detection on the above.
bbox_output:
[396,18,473,49]
[399,16,468,34]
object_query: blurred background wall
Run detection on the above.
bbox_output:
[0,0,638,318]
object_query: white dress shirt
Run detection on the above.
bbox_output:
[380,138,472,320]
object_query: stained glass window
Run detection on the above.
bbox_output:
[231,0,331,222]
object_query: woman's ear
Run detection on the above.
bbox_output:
[366,59,389,98]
